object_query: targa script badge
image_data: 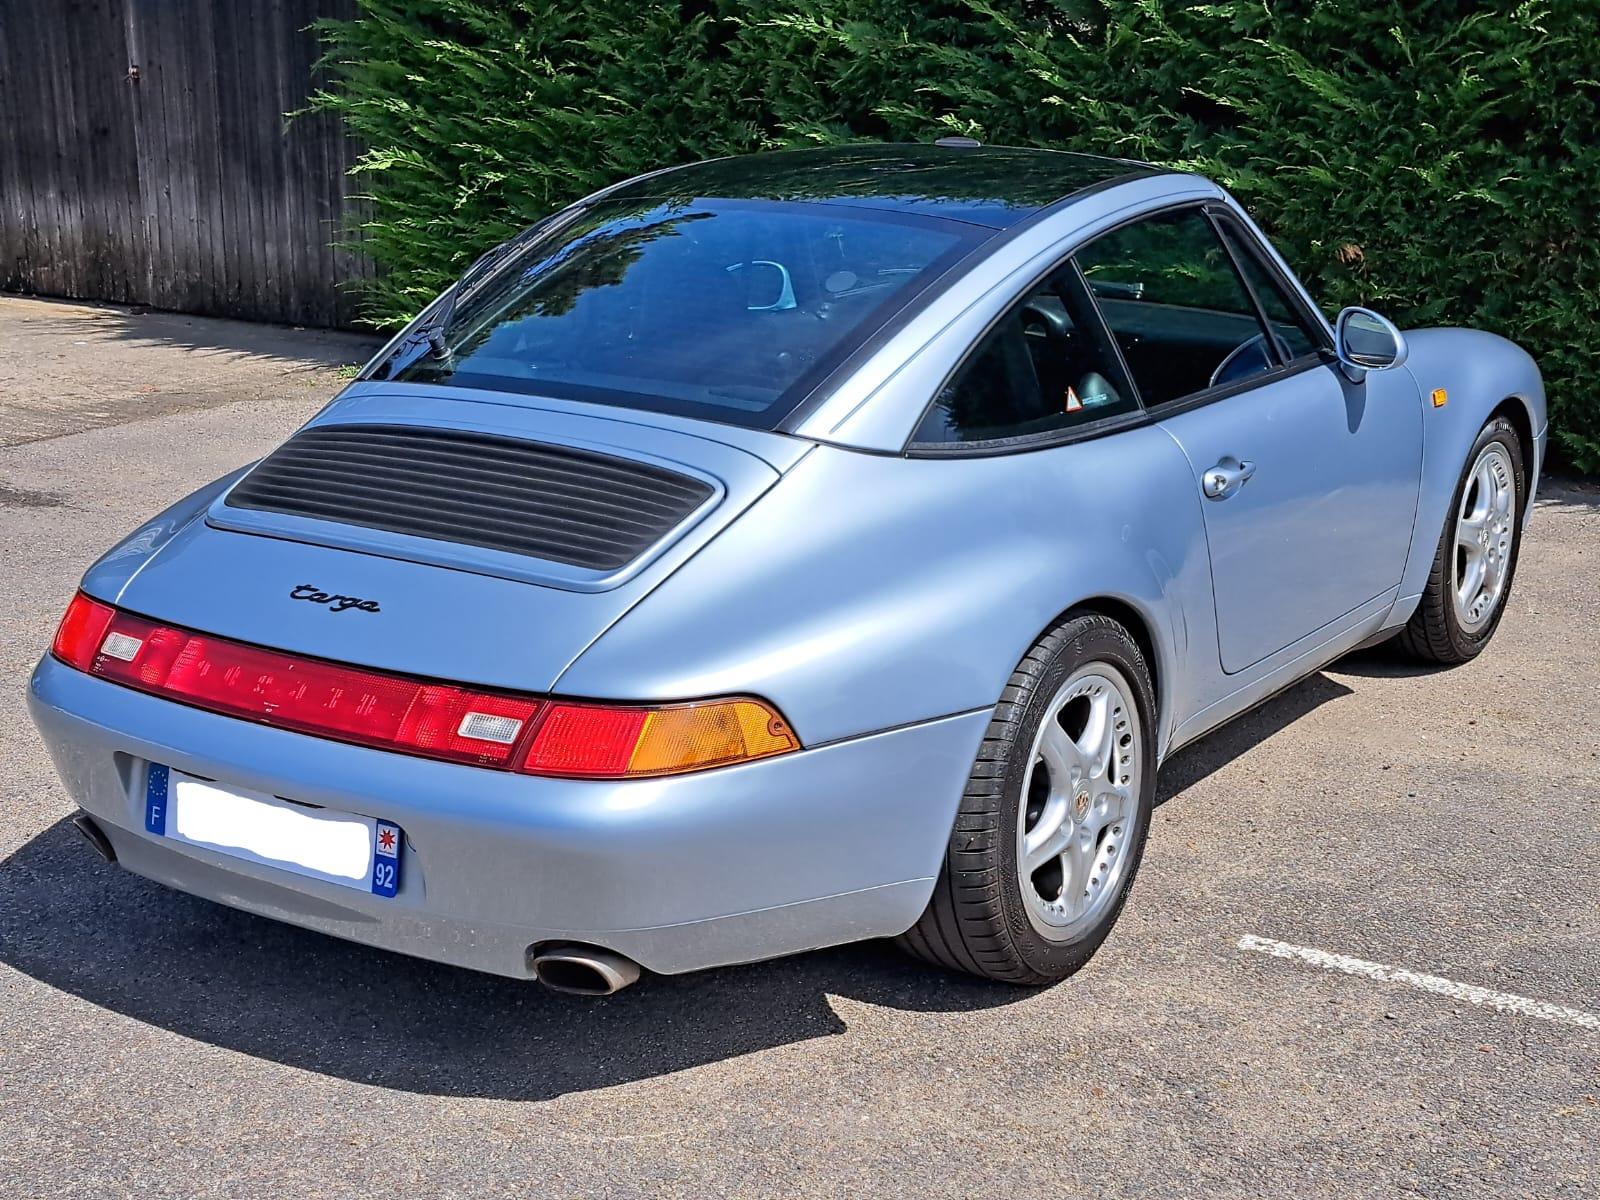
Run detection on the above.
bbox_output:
[289,584,382,614]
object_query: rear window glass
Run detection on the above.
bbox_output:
[912,272,1139,445]
[385,198,982,429]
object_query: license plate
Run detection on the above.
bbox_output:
[144,764,401,898]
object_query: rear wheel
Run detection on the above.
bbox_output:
[898,614,1156,985]
[1398,416,1525,664]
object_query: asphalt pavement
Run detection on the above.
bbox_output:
[0,295,1595,1199]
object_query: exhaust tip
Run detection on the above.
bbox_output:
[530,943,641,996]
[71,813,117,863]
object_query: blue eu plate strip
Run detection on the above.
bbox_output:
[144,763,170,835]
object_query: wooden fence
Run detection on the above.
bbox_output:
[0,0,372,328]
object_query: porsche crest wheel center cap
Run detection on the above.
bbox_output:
[1073,790,1091,820]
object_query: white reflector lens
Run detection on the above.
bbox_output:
[100,631,143,661]
[457,711,523,745]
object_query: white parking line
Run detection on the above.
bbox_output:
[1237,934,1600,1031]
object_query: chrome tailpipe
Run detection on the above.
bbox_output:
[72,812,117,863]
[530,944,642,996]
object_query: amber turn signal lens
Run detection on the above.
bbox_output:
[632,700,798,776]
[522,697,800,779]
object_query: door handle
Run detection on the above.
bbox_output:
[1202,456,1256,500]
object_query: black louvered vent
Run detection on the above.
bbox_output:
[225,424,715,572]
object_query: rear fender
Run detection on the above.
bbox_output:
[556,430,1211,755]
[81,467,250,603]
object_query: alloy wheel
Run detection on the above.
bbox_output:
[1016,662,1143,941]
[1452,442,1516,633]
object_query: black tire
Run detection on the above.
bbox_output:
[1397,415,1526,664]
[898,613,1157,985]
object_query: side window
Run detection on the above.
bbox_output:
[1216,220,1325,361]
[1075,209,1275,407]
[912,269,1139,445]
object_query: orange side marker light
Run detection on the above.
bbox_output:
[1431,388,1448,407]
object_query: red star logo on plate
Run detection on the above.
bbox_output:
[377,828,396,853]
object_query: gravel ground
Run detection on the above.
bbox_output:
[0,295,1595,1199]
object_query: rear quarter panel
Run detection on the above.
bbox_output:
[556,427,1215,753]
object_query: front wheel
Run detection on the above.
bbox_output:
[898,614,1157,985]
[1398,415,1526,664]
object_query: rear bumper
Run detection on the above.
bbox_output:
[28,655,989,977]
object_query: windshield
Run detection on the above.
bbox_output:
[383,198,984,429]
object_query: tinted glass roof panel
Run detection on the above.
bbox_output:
[608,143,1156,229]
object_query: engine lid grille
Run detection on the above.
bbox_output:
[224,424,717,572]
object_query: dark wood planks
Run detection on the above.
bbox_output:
[0,0,371,327]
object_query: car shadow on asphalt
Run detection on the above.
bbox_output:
[1325,643,1440,680]
[3,669,1358,1102]
[1155,669,1354,804]
[0,818,1028,1101]
[1537,473,1600,509]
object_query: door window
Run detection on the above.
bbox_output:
[912,268,1139,445]
[1075,209,1277,407]
[1215,220,1325,361]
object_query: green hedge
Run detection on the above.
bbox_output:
[314,1,1600,469]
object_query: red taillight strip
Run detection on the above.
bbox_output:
[51,592,115,673]
[51,592,545,769]
[48,593,803,778]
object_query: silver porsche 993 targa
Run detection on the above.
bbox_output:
[29,142,1545,994]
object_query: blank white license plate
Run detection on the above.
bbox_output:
[143,764,401,897]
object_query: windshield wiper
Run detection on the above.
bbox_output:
[374,249,505,381]
[415,240,514,361]
[382,204,592,375]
